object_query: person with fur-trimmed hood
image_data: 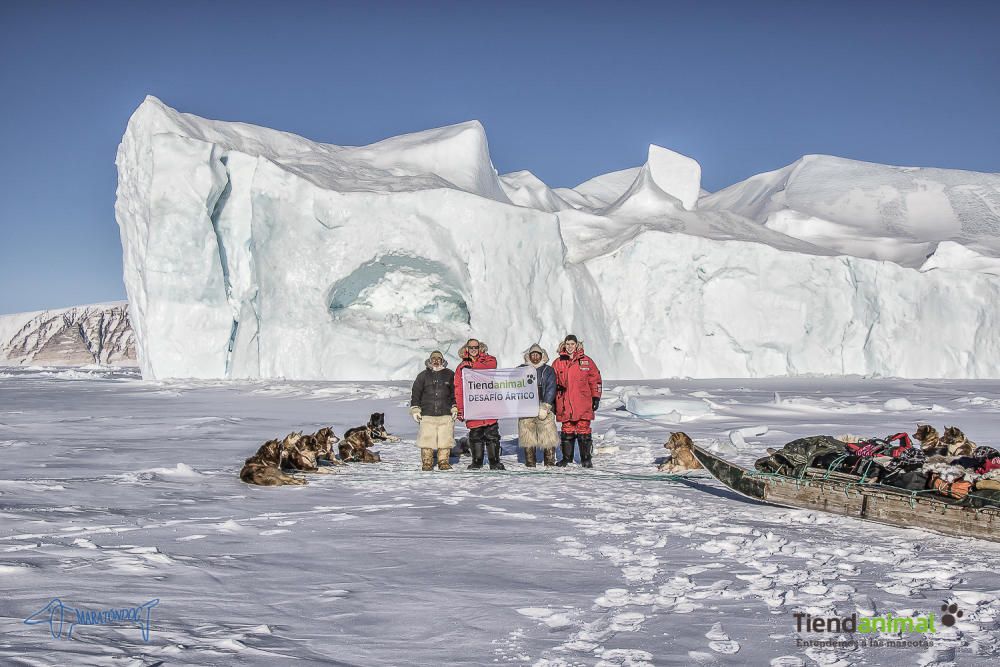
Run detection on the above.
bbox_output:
[454,338,504,470]
[410,350,458,471]
[552,334,602,468]
[518,343,559,467]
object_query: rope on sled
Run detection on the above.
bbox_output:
[820,454,850,481]
[857,458,878,484]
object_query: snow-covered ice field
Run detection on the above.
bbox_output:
[1,369,999,666]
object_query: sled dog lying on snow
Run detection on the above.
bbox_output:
[366,412,400,443]
[338,413,398,462]
[310,427,346,466]
[241,428,345,485]
[657,432,703,472]
[336,413,399,462]
[340,423,384,463]
[240,436,307,486]
[284,432,343,474]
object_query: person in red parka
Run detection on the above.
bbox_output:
[552,334,602,468]
[454,338,504,470]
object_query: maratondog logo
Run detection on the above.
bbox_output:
[24,597,159,642]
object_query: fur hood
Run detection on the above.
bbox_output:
[523,343,550,367]
[556,341,586,357]
[458,341,488,360]
[424,351,449,371]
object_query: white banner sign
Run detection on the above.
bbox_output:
[462,367,540,420]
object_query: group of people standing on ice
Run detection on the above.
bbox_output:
[408,335,603,471]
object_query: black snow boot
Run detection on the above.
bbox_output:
[556,432,576,467]
[485,424,505,470]
[467,429,485,470]
[578,434,594,468]
[523,446,537,467]
[487,443,506,470]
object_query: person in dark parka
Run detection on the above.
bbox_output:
[410,350,458,471]
[517,343,559,467]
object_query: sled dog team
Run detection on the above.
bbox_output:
[239,414,398,486]
[240,334,604,485]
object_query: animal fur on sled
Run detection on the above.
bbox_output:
[920,461,999,484]
[657,432,703,472]
[921,462,978,483]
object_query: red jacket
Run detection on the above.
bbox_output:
[455,352,498,428]
[978,457,1000,474]
[552,348,602,422]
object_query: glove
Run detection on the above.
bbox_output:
[409,407,422,423]
[538,404,549,420]
[592,397,600,412]
[450,406,459,421]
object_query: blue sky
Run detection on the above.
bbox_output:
[1,0,998,313]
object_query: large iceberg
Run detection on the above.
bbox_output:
[115,97,1000,380]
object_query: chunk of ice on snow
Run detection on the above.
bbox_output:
[625,396,712,419]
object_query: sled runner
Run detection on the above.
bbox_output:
[691,444,1000,544]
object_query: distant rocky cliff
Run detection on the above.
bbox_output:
[0,303,137,367]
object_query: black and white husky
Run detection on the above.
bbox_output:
[364,412,400,443]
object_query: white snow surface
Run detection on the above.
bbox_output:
[2,370,999,665]
[115,97,1000,380]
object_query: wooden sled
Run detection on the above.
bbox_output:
[691,444,1000,544]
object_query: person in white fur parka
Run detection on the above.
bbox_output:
[518,343,559,467]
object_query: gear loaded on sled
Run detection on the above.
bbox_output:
[754,435,848,478]
[694,440,1000,543]
[755,433,924,486]
[755,433,1000,508]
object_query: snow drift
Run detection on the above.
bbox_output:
[115,97,1000,380]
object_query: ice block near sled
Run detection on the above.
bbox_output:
[691,444,1000,544]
